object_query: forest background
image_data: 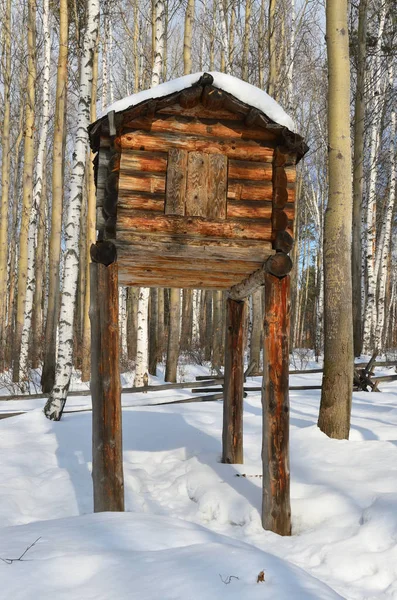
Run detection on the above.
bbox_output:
[0,0,395,396]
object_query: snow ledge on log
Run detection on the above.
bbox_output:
[103,71,297,134]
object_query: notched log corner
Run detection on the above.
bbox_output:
[90,241,117,266]
[265,252,293,278]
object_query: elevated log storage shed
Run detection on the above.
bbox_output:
[88,72,308,535]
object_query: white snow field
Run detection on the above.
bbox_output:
[1,364,397,599]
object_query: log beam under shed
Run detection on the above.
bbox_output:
[222,297,246,464]
[262,272,291,535]
[227,252,292,301]
[90,261,124,512]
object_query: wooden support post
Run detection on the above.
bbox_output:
[222,297,246,464]
[262,272,291,535]
[90,261,124,512]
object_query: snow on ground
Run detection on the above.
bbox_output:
[1,361,397,599]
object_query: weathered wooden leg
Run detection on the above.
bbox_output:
[222,297,246,464]
[262,272,291,535]
[90,261,124,512]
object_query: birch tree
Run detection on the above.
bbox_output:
[374,61,396,350]
[219,1,231,74]
[12,0,36,380]
[0,0,12,368]
[20,0,51,385]
[352,0,368,357]
[151,0,164,87]
[183,0,194,75]
[44,0,100,420]
[41,0,69,392]
[318,0,353,440]
[362,4,387,352]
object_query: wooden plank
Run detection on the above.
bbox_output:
[115,236,273,262]
[207,154,227,219]
[228,160,273,182]
[227,200,272,219]
[118,254,263,274]
[222,298,246,464]
[227,201,294,220]
[90,262,124,513]
[117,193,165,212]
[157,104,241,120]
[123,115,278,143]
[227,180,273,201]
[119,132,275,162]
[186,152,209,216]
[116,212,272,240]
[120,149,168,173]
[118,264,250,281]
[118,172,166,194]
[118,276,245,290]
[262,272,291,536]
[165,148,188,215]
[117,266,246,288]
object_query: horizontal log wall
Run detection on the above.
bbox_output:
[96,96,297,287]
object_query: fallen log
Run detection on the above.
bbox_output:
[0,378,224,402]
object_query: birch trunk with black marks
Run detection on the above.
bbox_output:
[362,5,387,353]
[0,0,12,368]
[134,287,150,387]
[44,0,100,420]
[41,0,68,392]
[374,62,396,351]
[151,0,164,87]
[20,0,51,385]
[352,0,367,357]
[12,0,36,381]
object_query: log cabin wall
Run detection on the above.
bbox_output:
[91,82,301,289]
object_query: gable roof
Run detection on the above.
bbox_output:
[88,72,308,160]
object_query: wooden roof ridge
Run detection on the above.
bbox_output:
[88,72,308,161]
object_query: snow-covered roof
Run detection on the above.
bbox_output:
[103,71,297,134]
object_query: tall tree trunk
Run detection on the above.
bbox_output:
[212,290,223,372]
[31,171,47,370]
[134,287,150,386]
[81,37,99,382]
[0,0,12,368]
[157,288,165,360]
[352,0,367,357]
[126,287,138,362]
[133,0,139,92]
[318,0,353,440]
[165,288,180,382]
[151,0,164,86]
[242,0,251,80]
[20,0,51,385]
[12,0,37,381]
[249,289,262,373]
[5,107,24,370]
[219,1,231,74]
[183,0,195,75]
[41,0,68,392]
[44,0,100,420]
[258,0,266,88]
[149,288,158,375]
[362,5,387,353]
[374,62,396,351]
[180,290,193,351]
[267,0,277,98]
